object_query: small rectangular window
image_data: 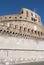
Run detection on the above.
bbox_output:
[21,10,23,14]
[31,18,33,21]
[24,27,26,32]
[31,17,37,21]
[20,26,22,30]
[26,11,28,17]
[9,17,11,18]
[28,29,30,32]
[19,26,23,32]
[31,13,33,16]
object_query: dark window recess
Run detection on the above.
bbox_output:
[13,32,14,34]
[0,30,2,32]
[10,31,12,33]
[7,31,9,33]
[26,11,28,17]
[38,31,40,35]
[21,10,23,14]
[4,30,6,32]
[24,27,26,32]
[9,17,11,18]
[15,17,17,19]
[41,32,42,35]
[16,33,17,34]
[28,29,30,32]
[31,13,33,16]
[31,30,33,33]
[35,31,37,34]
[20,16,22,18]
[19,26,23,32]
[25,35,27,36]
[20,26,22,30]
[31,18,37,21]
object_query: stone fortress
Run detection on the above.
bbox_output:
[0,8,44,39]
[0,8,44,65]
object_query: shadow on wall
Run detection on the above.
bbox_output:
[16,61,44,65]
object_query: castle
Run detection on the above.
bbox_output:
[0,8,44,65]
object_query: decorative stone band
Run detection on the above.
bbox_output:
[0,25,44,40]
[0,48,44,51]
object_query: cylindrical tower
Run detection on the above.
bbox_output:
[0,8,44,64]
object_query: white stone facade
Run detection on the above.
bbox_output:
[0,36,44,64]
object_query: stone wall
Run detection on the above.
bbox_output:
[0,36,44,62]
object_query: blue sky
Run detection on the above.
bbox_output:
[0,0,44,25]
